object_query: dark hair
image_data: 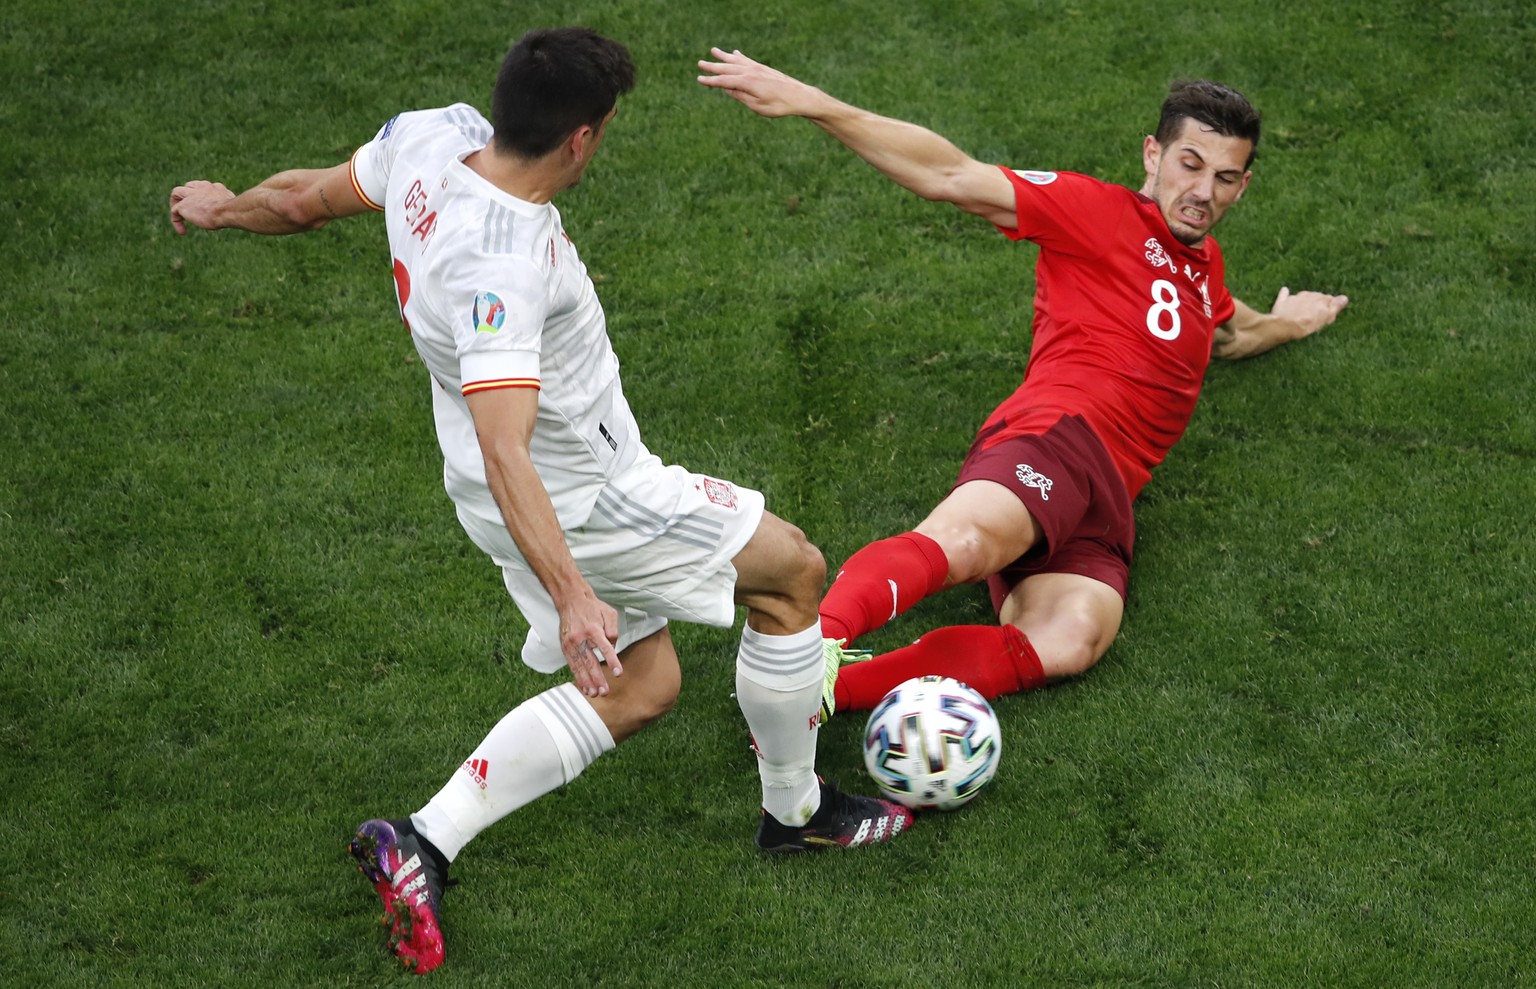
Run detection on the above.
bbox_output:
[1156,80,1262,168]
[491,28,636,159]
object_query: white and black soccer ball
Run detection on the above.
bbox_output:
[862,675,1002,811]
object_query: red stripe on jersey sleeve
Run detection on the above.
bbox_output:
[462,378,540,396]
[348,149,385,212]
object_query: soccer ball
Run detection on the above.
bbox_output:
[862,675,1002,811]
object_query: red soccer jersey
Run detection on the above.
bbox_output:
[986,168,1235,500]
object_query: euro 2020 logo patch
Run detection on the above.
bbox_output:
[471,291,506,334]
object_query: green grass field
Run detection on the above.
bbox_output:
[4,0,1533,985]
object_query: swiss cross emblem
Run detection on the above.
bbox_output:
[701,477,738,509]
[1015,464,1054,501]
[1144,237,1176,271]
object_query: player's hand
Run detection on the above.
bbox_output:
[169,180,235,234]
[1271,286,1349,338]
[697,48,819,118]
[559,594,622,698]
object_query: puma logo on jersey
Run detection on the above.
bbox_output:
[1015,464,1053,501]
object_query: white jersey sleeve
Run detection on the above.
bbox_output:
[350,104,492,214]
[348,116,398,212]
[441,253,548,395]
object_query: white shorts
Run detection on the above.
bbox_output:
[455,454,767,673]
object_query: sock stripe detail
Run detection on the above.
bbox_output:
[737,633,823,680]
[540,684,612,765]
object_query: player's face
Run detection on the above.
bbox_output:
[1141,119,1253,247]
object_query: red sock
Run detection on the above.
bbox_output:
[819,532,950,644]
[834,625,1045,712]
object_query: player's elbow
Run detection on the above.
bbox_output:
[911,175,958,204]
[1215,321,1299,361]
[273,187,332,232]
[919,164,975,206]
[925,161,1010,223]
[1211,324,1255,361]
[1210,336,1243,361]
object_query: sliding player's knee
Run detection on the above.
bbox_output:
[1030,610,1109,679]
[920,525,990,584]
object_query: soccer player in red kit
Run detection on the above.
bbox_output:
[698,50,1349,717]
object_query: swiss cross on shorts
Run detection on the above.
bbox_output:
[701,477,738,510]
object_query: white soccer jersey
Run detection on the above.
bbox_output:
[349,104,645,531]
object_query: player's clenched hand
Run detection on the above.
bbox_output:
[1271,286,1349,338]
[169,180,235,234]
[559,594,622,698]
[697,48,819,118]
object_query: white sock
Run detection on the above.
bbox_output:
[411,683,615,861]
[735,622,825,826]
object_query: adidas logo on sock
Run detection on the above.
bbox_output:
[462,758,489,789]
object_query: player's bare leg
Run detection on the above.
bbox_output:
[820,480,1042,646]
[913,479,1044,586]
[731,511,826,635]
[584,626,682,741]
[999,571,1124,680]
[731,511,914,850]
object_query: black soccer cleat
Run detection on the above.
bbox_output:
[349,818,450,974]
[755,779,915,852]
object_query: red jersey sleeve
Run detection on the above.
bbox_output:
[993,168,1133,259]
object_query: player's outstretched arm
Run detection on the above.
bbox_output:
[466,387,622,697]
[698,47,1016,227]
[1213,287,1350,360]
[169,161,369,236]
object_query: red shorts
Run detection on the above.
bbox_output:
[954,412,1135,608]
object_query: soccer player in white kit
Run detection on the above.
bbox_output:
[170,28,912,975]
